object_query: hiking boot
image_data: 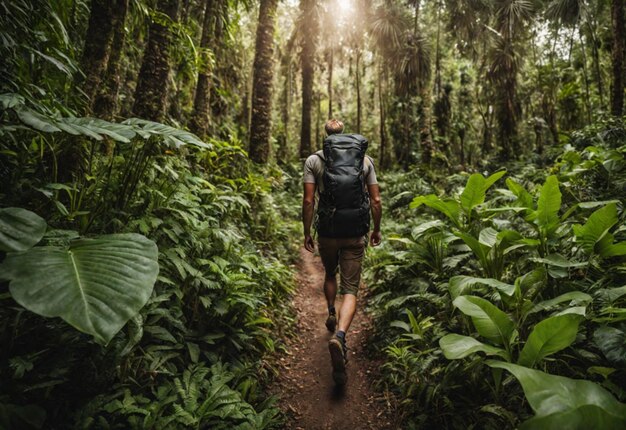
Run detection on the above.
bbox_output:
[325,312,337,332]
[328,335,348,385]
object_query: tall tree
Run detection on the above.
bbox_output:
[488,0,535,159]
[190,0,217,137]
[132,0,181,121]
[249,0,279,163]
[81,0,117,109]
[299,0,319,159]
[611,0,625,116]
[92,0,129,120]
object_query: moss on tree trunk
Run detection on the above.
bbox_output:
[249,0,279,163]
[132,0,180,122]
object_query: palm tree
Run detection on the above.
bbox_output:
[299,0,319,159]
[92,0,129,120]
[189,0,218,138]
[610,0,624,116]
[488,0,536,160]
[81,0,124,110]
[132,0,181,121]
[369,2,411,168]
[248,0,279,163]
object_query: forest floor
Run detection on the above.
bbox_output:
[270,247,395,430]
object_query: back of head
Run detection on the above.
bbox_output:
[325,118,344,136]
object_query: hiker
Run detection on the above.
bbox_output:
[302,118,382,385]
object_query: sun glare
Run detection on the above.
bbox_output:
[337,0,354,13]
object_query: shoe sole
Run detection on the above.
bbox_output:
[328,338,347,385]
[325,316,336,332]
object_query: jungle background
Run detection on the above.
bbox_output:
[1,0,625,428]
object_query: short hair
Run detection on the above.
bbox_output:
[325,119,344,135]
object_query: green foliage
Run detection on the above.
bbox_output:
[0,207,47,252]
[1,109,294,428]
[2,229,158,344]
[517,314,583,367]
[367,135,626,428]
[488,361,626,429]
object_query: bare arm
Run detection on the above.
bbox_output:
[302,182,316,252]
[368,183,382,246]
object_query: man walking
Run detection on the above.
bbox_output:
[302,118,382,385]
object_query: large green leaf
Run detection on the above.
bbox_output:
[410,195,461,228]
[527,291,592,316]
[530,254,587,268]
[0,208,47,252]
[122,118,211,149]
[573,203,617,254]
[486,361,626,429]
[453,295,515,346]
[455,231,489,263]
[448,276,515,300]
[1,233,159,344]
[410,197,454,221]
[440,334,508,360]
[573,203,626,258]
[593,325,626,366]
[518,314,583,367]
[535,175,561,235]
[460,171,506,217]
[506,178,533,211]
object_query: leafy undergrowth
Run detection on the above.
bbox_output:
[365,118,626,429]
[0,101,299,429]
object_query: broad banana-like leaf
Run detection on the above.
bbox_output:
[518,314,583,367]
[460,171,506,217]
[573,203,617,254]
[506,178,533,211]
[530,254,587,268]
[486,361,626,429]
[410,195,461,229]
[593,325,626,366]
[440,334,508,360]
[122,118,211,149]
[455,231,489,263]
[535,175,561,235]
[453,295,515,346]
[1,233,158,344]
[0,208,46,252]
[448,276,514,300]
[479,227,498,247]
[527,291,592,316]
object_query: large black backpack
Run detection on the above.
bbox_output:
[316,134,370,238]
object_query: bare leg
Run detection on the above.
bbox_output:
[323,273,337,309]
[337,294,357,333]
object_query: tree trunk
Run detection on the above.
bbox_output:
[328,48,333,119]
[189,0,216,138]
[356,49,361,133]
[611,0,625,116]
[299,0,318,159]
[579,27,592,124]
[210,0,229,134]
[93,0,129,120]
[588,19,606,108]
[378,63,388,170]
[81,0,116,109]
[418,85,434,164]
[249,0,279,163]
[132,0,180,121]
[315,92,322,150]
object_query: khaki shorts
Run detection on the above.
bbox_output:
[318,235,367,296]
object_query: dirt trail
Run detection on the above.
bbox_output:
[271,247,393,430]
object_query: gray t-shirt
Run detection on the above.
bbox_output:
[303,150,378,195]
